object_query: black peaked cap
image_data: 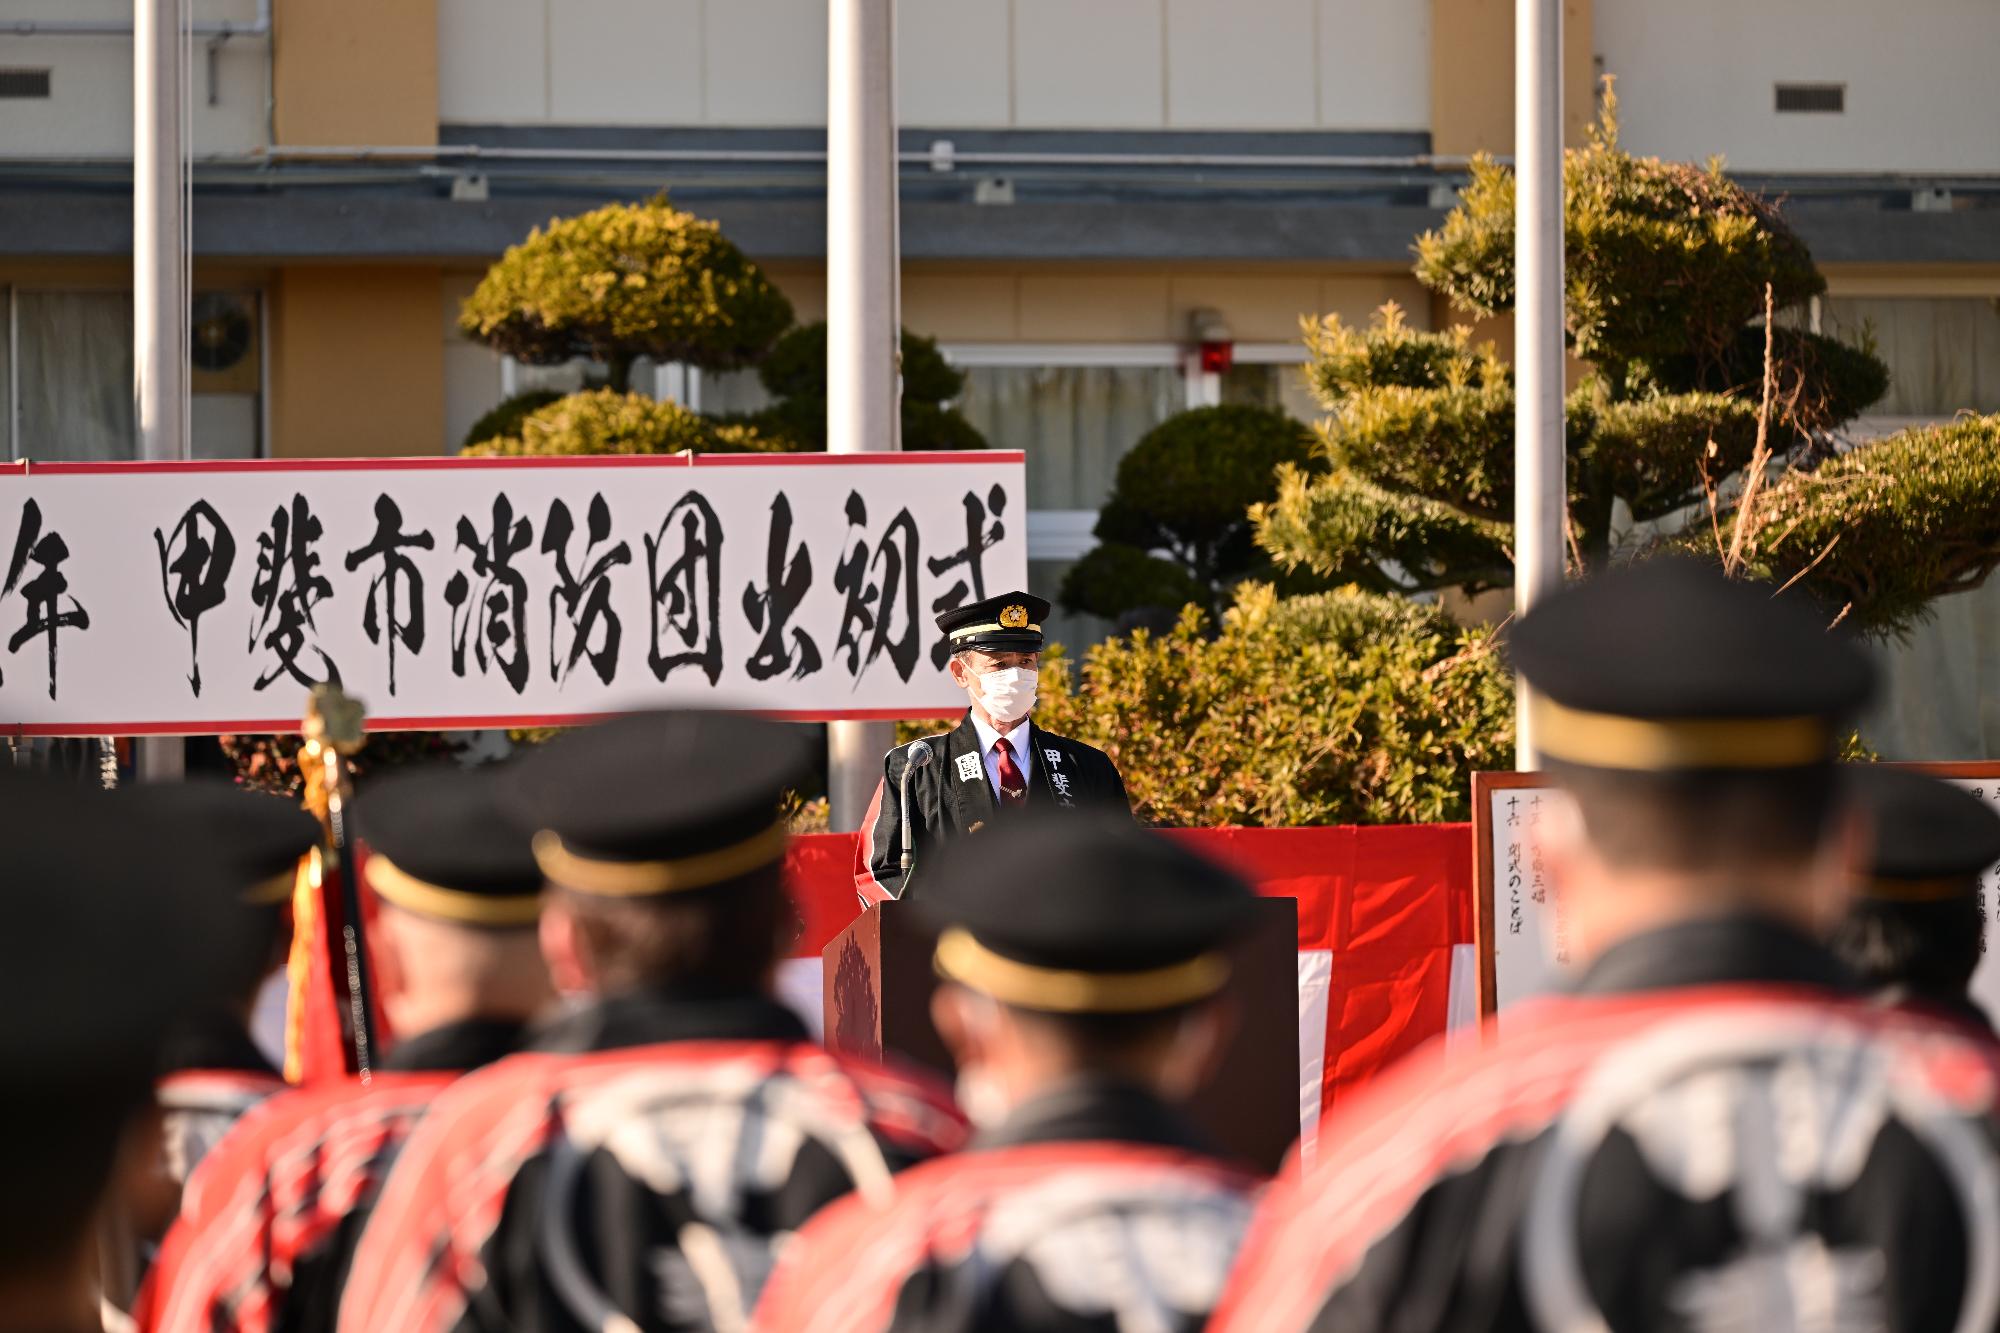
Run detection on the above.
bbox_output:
[1510,559,1875,721]
[1849,766,2000,887]
[937,590,1050,656]
[1510,560,1875,772]
[354,764,544,906]
[119,779,319,891]
[0,772,257,1086]
[500,710,812,882]
[917,813,1255,988]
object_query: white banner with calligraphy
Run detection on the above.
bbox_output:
[0,452,1026,734]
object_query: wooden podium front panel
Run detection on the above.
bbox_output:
[823,897,1301,1173]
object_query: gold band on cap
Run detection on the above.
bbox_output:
[933,927,1229,1014]
[949,622,1043,641]
[243,868,299,907]
[531,820,789,898]
[1863,875,1981,903]
[365,856,543,927]
[1531,695,1832,771]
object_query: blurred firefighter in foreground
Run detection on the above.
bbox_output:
[755,813,1262,1333]
[338,711,966,1333]
[1213,560,2000,1333]
[139,765,552,1333]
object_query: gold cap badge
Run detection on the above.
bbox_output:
[999,604,1028,629]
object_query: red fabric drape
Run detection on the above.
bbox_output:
[790,824,1474,1111]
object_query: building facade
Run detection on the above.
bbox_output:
[2,0,1997,744]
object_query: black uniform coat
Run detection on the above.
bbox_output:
[856,712,1129,904]
[1212,915,2000,1333]
[140,1017,525,1333]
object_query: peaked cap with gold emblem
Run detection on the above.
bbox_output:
[1847,765,2000,903]
[353,765,545,927]
[500,709,812,900]
[1508,559,1876,772]
[917,812,1255,1014]
[938,590,1049,656]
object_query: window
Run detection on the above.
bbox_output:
[2,288,264,461]
[1775,84,1845,114]
[1821,296,2000,419]
[946,342,1312,652]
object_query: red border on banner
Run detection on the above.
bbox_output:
[0,451,1017,735]
[5,707,944,738]
[0,451,1018,477]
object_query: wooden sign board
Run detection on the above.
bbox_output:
[1471,764,2000,1025]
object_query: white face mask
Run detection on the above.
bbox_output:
[975,666,1038,723]
[954,1066,1014,1130]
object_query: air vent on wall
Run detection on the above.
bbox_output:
[0,69,51,100]
[1775,83,1844,114]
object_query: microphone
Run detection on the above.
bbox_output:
[898,739,934,884]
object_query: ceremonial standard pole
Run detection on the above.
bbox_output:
[825,0,901,830]
[135,0,189,780]
[1513,0,1565,769]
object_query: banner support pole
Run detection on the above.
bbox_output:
[825,0,901,829]
[135,0,190,781]
[1513,0,1565,769]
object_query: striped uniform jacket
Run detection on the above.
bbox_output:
[139,1018,525,1333]
[336,992,967,1333]
[855,713,1129,905]
[154,1017,289,1188]
[752,1080,1261,1333]
[1209,916,2000,1333]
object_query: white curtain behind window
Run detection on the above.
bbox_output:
[957,365,1180,512]
[16,292,135,461]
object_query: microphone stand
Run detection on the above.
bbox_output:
[897,739,933,896]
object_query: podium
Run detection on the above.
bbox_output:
[824,897,1302,1173]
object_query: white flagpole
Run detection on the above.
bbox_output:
[1513,0,1565,769]
[135,0,190,780]
[825,0,902,830]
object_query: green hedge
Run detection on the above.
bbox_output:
[1415,96,1824,369]
[1746,414,2000,634]
[1058,405,1316,620]
[459,196,794,376]
[736,322,986,452]
[460,389,565,452]
[1035,583,1515,825]
[462,388,783,457]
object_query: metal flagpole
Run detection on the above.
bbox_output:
[825,0,901,830]
[135,0,189,781]
[1513,0,1565,769]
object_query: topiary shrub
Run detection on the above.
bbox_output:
[1034,583,1515,826]
[1265,85,1896,598]
[1739,414,2000,636]
[1061,405,1319,622]
[462,387,783,458]
[736,322,987,452]
[461,389,564,452]
[459,196,795,391]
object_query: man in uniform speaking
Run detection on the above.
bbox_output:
[856,591,1129,902]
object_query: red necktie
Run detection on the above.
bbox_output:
[993,737,1028,809]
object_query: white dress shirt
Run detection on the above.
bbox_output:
[969,712,1034,802]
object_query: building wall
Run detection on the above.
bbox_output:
[0,0,268,156]
[436,0,1431,131]
[273,0,437,145]
[1596,0,2000,172]
[270,266,442,457]
[1429,0,1595,155]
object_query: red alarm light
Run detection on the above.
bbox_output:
[1199,340,1234,374]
